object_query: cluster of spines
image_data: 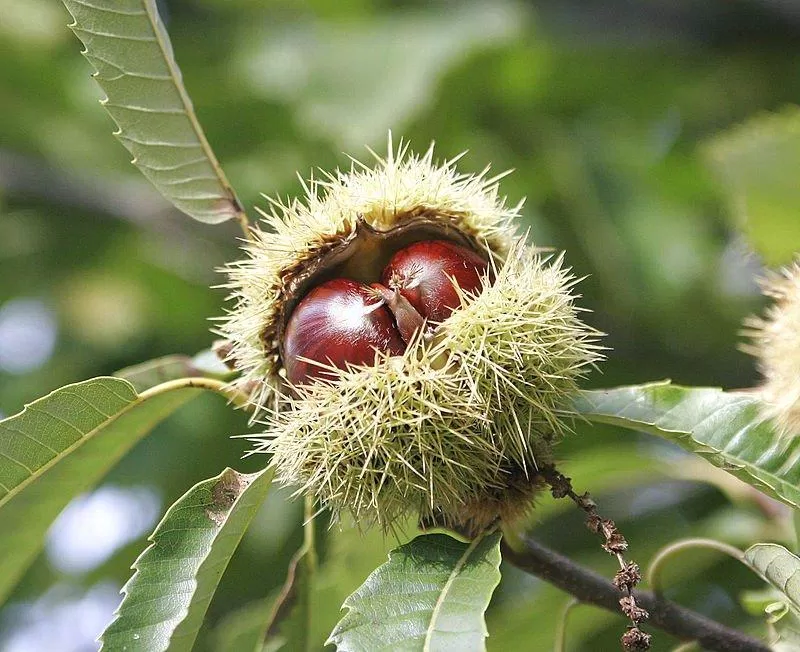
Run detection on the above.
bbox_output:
[217,140,522,414]
[244,241,603,529]
[743,257,800,436]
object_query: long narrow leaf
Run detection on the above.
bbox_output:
[0,377,201,605]
[61,0,244,225]
[328,531,502,652]
[101,467,274,652]
[574,382,800,508]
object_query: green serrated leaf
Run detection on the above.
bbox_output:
[745,544,800,615]
[101,466,274,652]
[312,519,413,648]
[706,106,800,265]
[0,376,200,606]
[574,382,800,509]
[115,349,234,393]
[61,0,244,225]
[744,544,800,650]
[328,531,502,652]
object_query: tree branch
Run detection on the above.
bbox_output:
[501,535,770,652]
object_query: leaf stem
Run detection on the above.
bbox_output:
[647,538,746,596]
[554,598,579,652]
[303,494,318,574]
[141,376,250,410]
[235,209,254,241]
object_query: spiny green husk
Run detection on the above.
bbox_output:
[244,242,602,530]
[218,140,520,412]
[221,141,602,531]
[744,258,800,436]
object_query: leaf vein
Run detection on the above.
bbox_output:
[72,27,158,43]
[68,0,147,16]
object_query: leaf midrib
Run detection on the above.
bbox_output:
[579,388,800,507]
[0,378,195,511]
[423,532,486,651]
[138,0,233,198]
[0,379,141,510]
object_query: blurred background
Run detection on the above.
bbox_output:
[1,0,799,650]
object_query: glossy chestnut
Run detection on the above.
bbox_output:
[380,240,489,324]
[283,239,489,385]
[282,278,405,385]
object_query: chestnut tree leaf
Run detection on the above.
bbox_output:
[61,0,245,225]
[327,531,502,652]
[101,466,274,652]
[574,382,800,508]
[743,543,800,651]
[311,519,413,648]
[0,377,201,606]
[706,107,800,265]
[745,544,800,614]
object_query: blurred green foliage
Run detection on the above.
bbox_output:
[1,1,799,650]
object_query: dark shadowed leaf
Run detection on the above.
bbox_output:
[574,382,800,508]
[328,531,502,652]
[101,467,274,652]
[0,377,200,605]
[263,519,316,651]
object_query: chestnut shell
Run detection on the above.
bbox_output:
[282,278,405,385]
[381,239,489,324]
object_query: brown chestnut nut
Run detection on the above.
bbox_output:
[283,278,405,385]
[380,240,489,324]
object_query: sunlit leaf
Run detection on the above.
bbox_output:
[328,531,502,651]
[101,467,274,652]
[574,382,800,508]
[744,543,800,651]
[0,377,200,605]
[61,0,244,225]
[706,106,800,265]
[745,544,800,614]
